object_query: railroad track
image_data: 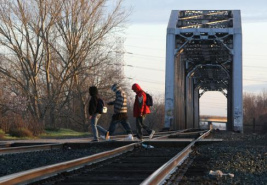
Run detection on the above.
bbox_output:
[0,143,63,155]
[31,144,184,185]
[0,129,212,185]
[0,130,185,155]
[163,153,210,184]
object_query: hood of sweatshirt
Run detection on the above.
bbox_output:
[89,86,98,96]
[132,83,142,92]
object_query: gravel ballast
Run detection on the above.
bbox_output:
[1,131,266,185]
[168,130,267,185]
[0,146,115,177]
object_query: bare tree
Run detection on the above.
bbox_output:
[0,0,130,132]
[243,89,267,133]
[146,94,165,131]
[243,92,257,125]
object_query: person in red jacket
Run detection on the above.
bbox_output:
[132,83,155,140]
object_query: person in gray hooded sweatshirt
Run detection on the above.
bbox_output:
[97,83,133,141]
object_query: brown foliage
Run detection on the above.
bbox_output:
[8,128,33,138]
[0,129,5,139]
[243,90,267,133]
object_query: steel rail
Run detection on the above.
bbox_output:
[108,130,184,141]
[0,144,63,155]
[0,143,137,185]
[152,129,190,140]
[140,129,211,185]
[0,142,12,148]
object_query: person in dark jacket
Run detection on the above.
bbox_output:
[132,83,155,140]
[97,83,133,141]
[88,86,101,142]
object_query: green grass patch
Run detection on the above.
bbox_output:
[40,128,90,138]
[2,135,25,140]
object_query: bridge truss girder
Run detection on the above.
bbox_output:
[164,10,243,132]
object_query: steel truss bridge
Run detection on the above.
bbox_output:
[164,10,243,132]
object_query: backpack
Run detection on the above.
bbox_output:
[96,98,107,114]
[145,92,153,106]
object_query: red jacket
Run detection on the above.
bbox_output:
[132,83,150,117]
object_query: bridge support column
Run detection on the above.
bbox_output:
[232,11,243,132]
[173,53,186,130]
[164,12,177,129]
[185,77,194,128]
[194,87,200,128]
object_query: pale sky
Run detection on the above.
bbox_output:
[120,0,267,116]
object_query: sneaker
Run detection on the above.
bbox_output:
[100,134,110,141]
[105,131,110,140]
[149,130,155,139]
[136,135,143,141]
[124,134,133,141]
[91,139,98,142]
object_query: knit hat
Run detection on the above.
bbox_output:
[111,83,118,92]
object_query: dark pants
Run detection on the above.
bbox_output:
[136,115,152,139]
[108,119,132,135]
[98,113,132,136]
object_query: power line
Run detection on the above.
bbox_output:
[110,63,164,72]
[125,35,164,41]
[125,52,164,59]
[126,53,267,64]
[124,64,164,71]
[126,76,164,85]
[124,43,267,56]
[125,44,164,51]
[244,79,267,83]
[243,65,267,69]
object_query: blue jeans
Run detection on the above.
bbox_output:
[91,114,101,140]
[136,115,152,139]
[97,125,108,136]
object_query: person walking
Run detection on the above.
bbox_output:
[97,83,134,141]
[88,86,102,142]
[132,83,155,141]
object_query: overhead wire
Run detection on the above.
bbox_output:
[122,34,266,115]
[120,41,267,94]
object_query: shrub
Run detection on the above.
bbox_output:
[0,129,5,139]
[8,128,33,138]
[45,127,60,132]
